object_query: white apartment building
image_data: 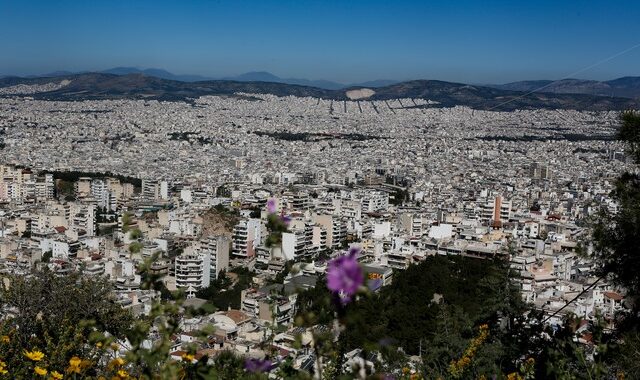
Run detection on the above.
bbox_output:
[175,252,211,298]
[199,236,230,281]
[232,218,261,258]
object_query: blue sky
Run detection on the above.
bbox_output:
[1,0,639,83]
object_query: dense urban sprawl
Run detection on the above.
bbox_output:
[0,84,632,374]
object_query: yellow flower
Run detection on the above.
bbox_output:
[0,360,7,375]
[110,343,120,351]
[181,353,195,362]
[50,370,64,379]
[24,350,45,361]
[67,356,81,374]
[34,366,47,376]
[109,357,125,367]
[1,336,9,343]
[116,369,129,379]
[95,342,103,348]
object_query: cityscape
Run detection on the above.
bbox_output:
[1,1,640,379]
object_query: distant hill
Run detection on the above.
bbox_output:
[8,68,397,90]
[101,67,213,82]
[220,72,400,90]
[0,73,638,111]
[490,77,640,99]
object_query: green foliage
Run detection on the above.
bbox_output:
[265,213,289,247]
[0,271,133,372]
[129,242,143,254]
[129,228,143,240]
[389,188,409,206]
[589,110,640,378]
[593,172,640,303]
[294,279,335,327]
[46,169,142,187]
[617,110,640,164]
[56,179,75,200]
[196,268,255,310]
[121,212,133,233]
[341,256,522,356]
[215,185,231,198]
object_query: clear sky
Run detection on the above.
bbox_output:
[1,0,639,83]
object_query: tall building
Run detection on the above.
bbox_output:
[142,179,160,201]
[199,236,230,281]
[281,228,310,261]
[232,219,261,258]
[175,252,211,298]
[529,163,552,180]
[479,196,512,228]
[160,180,169,200]
[313,214,346,249]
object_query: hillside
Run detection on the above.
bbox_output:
[0,73,638,111]
[491,77,640,99]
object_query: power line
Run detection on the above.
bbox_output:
[542,275,605,323]
[487,42,640,112]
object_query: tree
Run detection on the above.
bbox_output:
[122,212,133,233]
[129,228,143,240]
[0,270,133,371]
[591,111,640,378]
[593,111,640,309]
[129,242,144,254]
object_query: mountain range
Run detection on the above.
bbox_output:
[1,72,638,112]
[2,67,398,90]
[488,77,640,99]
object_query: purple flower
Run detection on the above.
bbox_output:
[244,358,272,373]
[348,245,361,256]
[327,246,364,305]
[281,214,292,226]
[266,198,277,214]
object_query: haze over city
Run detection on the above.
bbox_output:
[1,0,640,83]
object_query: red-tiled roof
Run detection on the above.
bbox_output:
[604,291,624,301]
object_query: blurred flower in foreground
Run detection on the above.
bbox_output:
[244,358,272,373]
[266,198,277,213]
[327,246,364,305]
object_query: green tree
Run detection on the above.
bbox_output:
[591,111,640,378]
[129,242,144,254]
[593,111,640,305]
[0,271,133,371]
[129,228,143,240]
